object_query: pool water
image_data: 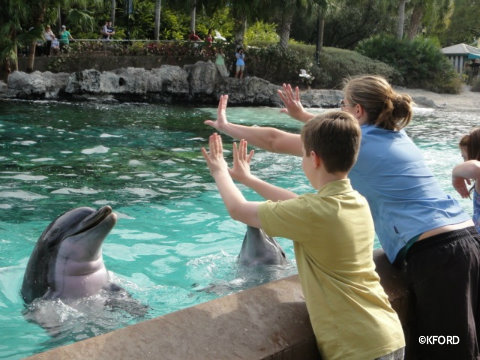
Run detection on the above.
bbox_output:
[0,100,476,359]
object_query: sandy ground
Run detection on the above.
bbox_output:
[396,85,478,111]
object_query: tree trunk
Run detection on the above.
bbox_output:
[278,9,294,49]
[406,5,423,40]
[27,40,36,73]
[111,0,116,25]
[190,0,196,33]
[57,5,62,33]
[233,17,247,47]
[13,42,18,72]
[315,10,325,64]
[396,0,407,39]
[154,0,162,40]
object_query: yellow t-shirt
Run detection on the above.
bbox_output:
[258,179,405,360]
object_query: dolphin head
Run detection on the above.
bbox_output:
[21,206,117,304]
[238,226,287,267]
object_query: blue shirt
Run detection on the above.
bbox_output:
[235,52,245,66]
[350,125,470,263]
[473,188,480,233]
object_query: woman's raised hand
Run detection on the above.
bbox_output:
[204,94,229,131]
[277,83,314,123]
[230,139,254,183]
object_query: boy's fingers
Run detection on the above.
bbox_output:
[201,147,209,161]
[247,149,254,162]
[232,142,238,160]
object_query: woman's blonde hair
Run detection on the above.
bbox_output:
[343,75,413,131]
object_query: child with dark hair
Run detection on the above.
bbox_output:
[453,127,480,232]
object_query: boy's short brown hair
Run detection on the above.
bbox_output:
[301,111,361,173]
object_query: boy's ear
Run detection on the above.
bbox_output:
[310,150,322,168]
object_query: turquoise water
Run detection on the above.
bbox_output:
[0,99,476,359]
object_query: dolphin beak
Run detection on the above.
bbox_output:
[70,206,117,238]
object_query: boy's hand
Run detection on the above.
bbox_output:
[202,133,228,175]
[230,139,255,183]
[204,94,229,131]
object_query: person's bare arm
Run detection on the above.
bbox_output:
[452,160,480,198]
[230,139,297,201]
[204,95,303,156]
[202,133,262,228]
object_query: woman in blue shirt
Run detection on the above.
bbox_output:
[204,75,480,360]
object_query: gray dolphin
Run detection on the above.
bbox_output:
[237,225,288,266]
[196,226,289,295]
[21,205,118,304]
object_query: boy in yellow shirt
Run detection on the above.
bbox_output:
[202,95,405,360]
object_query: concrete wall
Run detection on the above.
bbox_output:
[25,249,409,360]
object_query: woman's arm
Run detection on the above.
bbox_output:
[452,160,480,197]
[204,95,303,156]
[277,83,316,123]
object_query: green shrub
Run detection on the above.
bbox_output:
[316,47,398,88]
[243,44,396,89]
[244,21,279,47]
[356,34,461,93]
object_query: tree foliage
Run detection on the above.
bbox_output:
[438,0,480,45]
[356,34,461,92]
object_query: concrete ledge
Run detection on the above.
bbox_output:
[25,249,409,360]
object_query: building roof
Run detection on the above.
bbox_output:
[442,43,480,59]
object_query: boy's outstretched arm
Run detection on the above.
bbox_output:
[204,95,303,156]
[230,139,297,201]
[202,133,262,228]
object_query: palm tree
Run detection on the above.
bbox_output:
[0,0,27,75]
[405,0,454,40]
[111,0,116,25]
[396,0,408,39]
[154,0,162,40]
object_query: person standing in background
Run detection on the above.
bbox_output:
[235,47,245,79]
[43,25,56,57]
[59,25,74,51]
[214,48,229,78]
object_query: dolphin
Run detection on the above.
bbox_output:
[194,226,288,295]
[21,205,119,304]
[237,225,288,267]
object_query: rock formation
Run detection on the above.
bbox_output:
[3,61,344,107]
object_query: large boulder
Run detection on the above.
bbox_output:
[0,80,7,98]
[184,60,219,101]
[217,77,282,106]
[7,71,70,99]
[299,89,343,108]
[148,66,189,95]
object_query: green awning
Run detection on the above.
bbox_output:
[468,53,480,59]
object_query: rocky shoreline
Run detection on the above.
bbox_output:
[0,61,343,108]
[1,61,476,110]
